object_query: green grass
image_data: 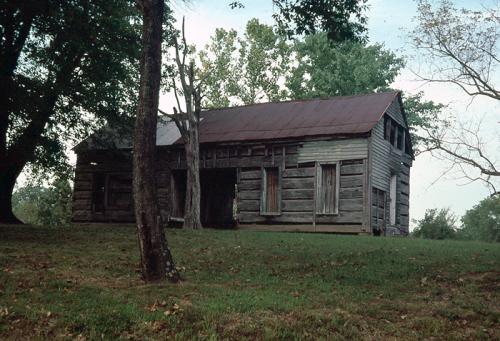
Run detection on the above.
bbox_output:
[0,225,498,340]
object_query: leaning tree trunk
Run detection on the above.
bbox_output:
[183,125,202,229]
[133,0,179,283]
[0,166,22,224]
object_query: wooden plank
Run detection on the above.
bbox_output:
[282,167,315,178]
[339,198,363,212]
[239,170,261,180]
[362,158,369,230]
[400,183,409,195]
[239,210,363,224]
[315,211,364,223]
[400,215,409,227]
[237,224,364,234]
[72,210,92,221]
[340,175,363,188]
[238,200,260,212]
[238,190,260,200]
[74,181,93,191]
[73,190,93,199]
[339,187,363,199]
[238,179,260,191]
[170,154,298,169]
[76,164,132,172]
[282,178,314,189]
[282,199,313,212]
[74,172,94,181]
[340,163,364,175]
[282,189,314,200]
[400,204,409,216]
[238,211,266,223]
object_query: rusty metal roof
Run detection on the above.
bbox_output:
[197,91,399,144]
[74,91,400,151]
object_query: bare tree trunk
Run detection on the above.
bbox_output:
[162,19,204,230]
[183,126,202,229]
[134,0,179,283]
[0,166,22,224]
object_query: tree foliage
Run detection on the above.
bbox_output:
[198,18,444,156]
[272,0,369,42]
[412,208,457,240]
[198,18,291,107]
[460,196,500,243]
[2,0,144,173]
[401,91,446,155]
[12,177,72,227]
[288,33,404,99]
[199,21,404,105]
[0,0,178,223]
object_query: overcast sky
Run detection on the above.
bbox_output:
[162,0,500,228]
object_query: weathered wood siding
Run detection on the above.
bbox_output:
[237,158,368,231]
[398,162,411,234]
[163,144,299,170]
[371,120,393,192]
[385,97,407,128]
[297,139,368,164]
[369,98,412,235]
[72,150,171,223]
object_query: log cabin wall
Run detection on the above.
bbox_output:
[161,137,371,233]
[72,149,171,223]
[237,159,368,231]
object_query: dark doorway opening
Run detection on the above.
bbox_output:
[201,168,237,228]
[170,168,237,228]
[171,170,186,220]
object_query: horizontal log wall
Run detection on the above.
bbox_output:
[162,144,299,170]
[72,150,171,223]
[237,159,367,230]
[297,139,368,164]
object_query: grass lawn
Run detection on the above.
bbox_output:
[0,225,498,340]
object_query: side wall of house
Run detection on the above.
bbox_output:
[236,139,370,233]
[370,99,412,235]
[72,150,171,223]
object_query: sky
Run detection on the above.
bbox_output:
[163,0,500,228]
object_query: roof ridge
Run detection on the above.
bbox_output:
[202,91,399,113]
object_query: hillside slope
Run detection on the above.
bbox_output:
[0,225,498,340]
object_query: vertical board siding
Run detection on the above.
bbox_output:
[318,165,336,214]
[371,120,391,192]
[398,163,411,234]
[370,97,412,235]
[264,168,280,213]
[386,98,407,128]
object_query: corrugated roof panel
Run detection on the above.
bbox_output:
[76,92,399,150]
[194,91,398,143]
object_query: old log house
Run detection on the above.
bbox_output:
[72,91,413,235]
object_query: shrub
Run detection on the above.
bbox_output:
[13,177,72,227]
[459,196,500,242]
[412,208,457,240]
